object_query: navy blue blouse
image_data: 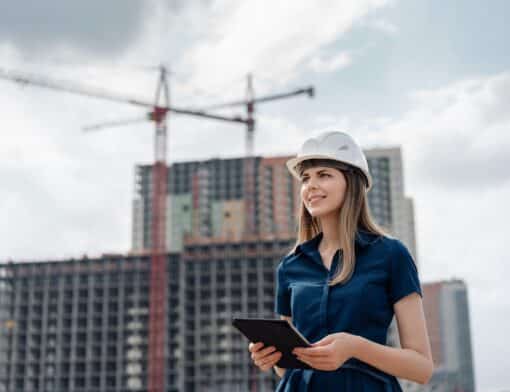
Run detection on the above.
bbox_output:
[274,229,423,391]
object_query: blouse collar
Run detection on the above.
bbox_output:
[294,229,376,259]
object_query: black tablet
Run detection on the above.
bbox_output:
[232,317,312,369]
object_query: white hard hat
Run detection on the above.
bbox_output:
[286,130,372,191]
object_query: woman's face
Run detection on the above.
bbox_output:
[300,165,347,218]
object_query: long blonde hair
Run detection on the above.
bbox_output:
[288,158,389,286]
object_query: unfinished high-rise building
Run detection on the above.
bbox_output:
[1,147,419,392]
[132,148,417,258]
[0,238,295,392]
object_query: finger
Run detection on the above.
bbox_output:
[255,342,264,348]
[251,344,269,360]
[252,349,276,361]
[294,346,330,357]
[295,351,330,360]
[256,345,277,358]
[261,353,282,371]
[296,356,333,371]
[254,347,277,362]
[249,342,264,352]
[259,352,282,370]
[296,354,331,366]
[268,351,282,362]
[257,350,280,366]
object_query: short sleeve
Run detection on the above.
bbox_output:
[274,259,291,316]
[389,239,423,305]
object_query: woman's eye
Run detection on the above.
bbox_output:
[301,174,329,183]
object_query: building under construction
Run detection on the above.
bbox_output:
[132,147,416,258]
[0,237,293,392]
[0,148,419,392]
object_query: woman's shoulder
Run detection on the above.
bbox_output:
[363,231,411,256]
[369,235,417,272]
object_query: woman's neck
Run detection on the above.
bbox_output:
[319,217,342,252]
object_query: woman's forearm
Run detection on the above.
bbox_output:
[273,365,286,378]
[353,335,433,385]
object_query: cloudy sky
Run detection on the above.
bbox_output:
[1,0,509,390]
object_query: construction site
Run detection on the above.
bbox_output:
[0,67,416,391]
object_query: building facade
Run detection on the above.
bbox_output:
[0,236,295,392]
[131,148,417,258]
[0,256,178,392]
[400,279,477,392]
[422,280,476,392]
[364,147,417,259]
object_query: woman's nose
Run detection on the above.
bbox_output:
[306,177,319,189]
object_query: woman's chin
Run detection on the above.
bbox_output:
[307,206,337,219]
[308,208,327,218]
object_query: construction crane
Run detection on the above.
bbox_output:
[192,73,314,240]
[194,73,314,157]
[0,65,313,392]
[0,65,251,392]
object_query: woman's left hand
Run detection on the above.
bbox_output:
[292,332,359,371]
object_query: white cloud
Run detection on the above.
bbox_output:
[307,51,352,73]
[366,19,399,34]
[362,71,510,189]
[0,81,154,261]
[177,0,390,99]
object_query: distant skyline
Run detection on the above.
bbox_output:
[1,1,509,391]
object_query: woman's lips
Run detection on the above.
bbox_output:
[309,196,326,204]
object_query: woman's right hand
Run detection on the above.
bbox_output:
[248,341,282,372]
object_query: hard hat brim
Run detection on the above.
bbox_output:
[286,154,372,191]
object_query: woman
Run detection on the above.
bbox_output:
[248,131,433,391]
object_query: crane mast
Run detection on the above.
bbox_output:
[148,67,169,392]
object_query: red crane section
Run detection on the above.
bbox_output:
[148,159,167,392]
[147,69,169,392]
